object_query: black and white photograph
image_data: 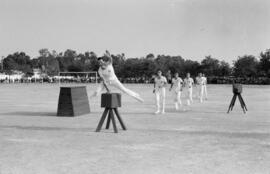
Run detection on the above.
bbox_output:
[0,0,270,173]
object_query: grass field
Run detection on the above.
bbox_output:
[0,84,270,174]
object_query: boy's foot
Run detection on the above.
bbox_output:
[161,110,165,114]
[155,110,160,114]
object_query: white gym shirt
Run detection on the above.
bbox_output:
[98,64,117,83]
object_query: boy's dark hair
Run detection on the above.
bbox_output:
[102,55,110,62]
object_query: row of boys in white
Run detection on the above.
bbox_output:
[154,74,207,114]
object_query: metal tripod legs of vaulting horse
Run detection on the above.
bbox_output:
[227,84,248,114]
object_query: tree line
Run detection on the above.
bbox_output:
[1,48,270,84]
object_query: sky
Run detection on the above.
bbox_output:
[0,0,270,63]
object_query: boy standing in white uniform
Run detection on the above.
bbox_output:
[153,70,167,114]
[91,50,144,102]
[196,73,205,103]
[195,74,200,99]
[184,73,194,105]
[202,73,208,100]
[169,72,183,110]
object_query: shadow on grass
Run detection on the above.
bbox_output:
[132,128,270,139]
[120,108,227,115]
[1,111,57,117]
[1,111,100,117]
[0,125,98,132]
[0,124,126,134]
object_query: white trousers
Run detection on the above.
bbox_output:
[173,88,182,108]
[155,88,166,112]
[199,85,204,102]
[199,85,208,102]
[187,87,193,105]
[203,85,208,99]
[93,78,142,101]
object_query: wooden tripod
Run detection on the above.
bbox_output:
[96,107,126,133]
[227,93,248,114]
[96,93,126,133]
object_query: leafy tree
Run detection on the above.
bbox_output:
[201,56,220,76]
[111,54,125,76]
[233,55,259,77]
[57,49,77,72]
[146,53,155,59]
[88,51,99,71]
[258,49,270,77]
[64,49,77,58]
[166,56,185,76]
[219,61,232,76]
[183,59,200,77]
[3,52,32,74]
[37,49,60,76]
[39,48,50,58]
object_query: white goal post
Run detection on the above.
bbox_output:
[56,71,98,85]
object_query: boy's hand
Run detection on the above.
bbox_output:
[153,89,155,93]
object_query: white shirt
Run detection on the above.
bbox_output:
[196,77,205,86]
[202,77,207,85]
[172,77,183,89]
[98,64,117,82]
[184,77,194,88]
[155,76,167,89]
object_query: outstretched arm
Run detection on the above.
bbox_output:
[105,50,113,65]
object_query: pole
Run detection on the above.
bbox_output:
[1,56,4,71]
[95,72,98,84]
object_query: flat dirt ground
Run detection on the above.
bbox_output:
[0,84,270,174]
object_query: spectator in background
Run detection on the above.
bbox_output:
[202,73,208,100]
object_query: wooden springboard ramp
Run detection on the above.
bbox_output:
[57,86,90,116]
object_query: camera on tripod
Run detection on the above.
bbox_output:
[228,83,247,114]
[232,83,242,94]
